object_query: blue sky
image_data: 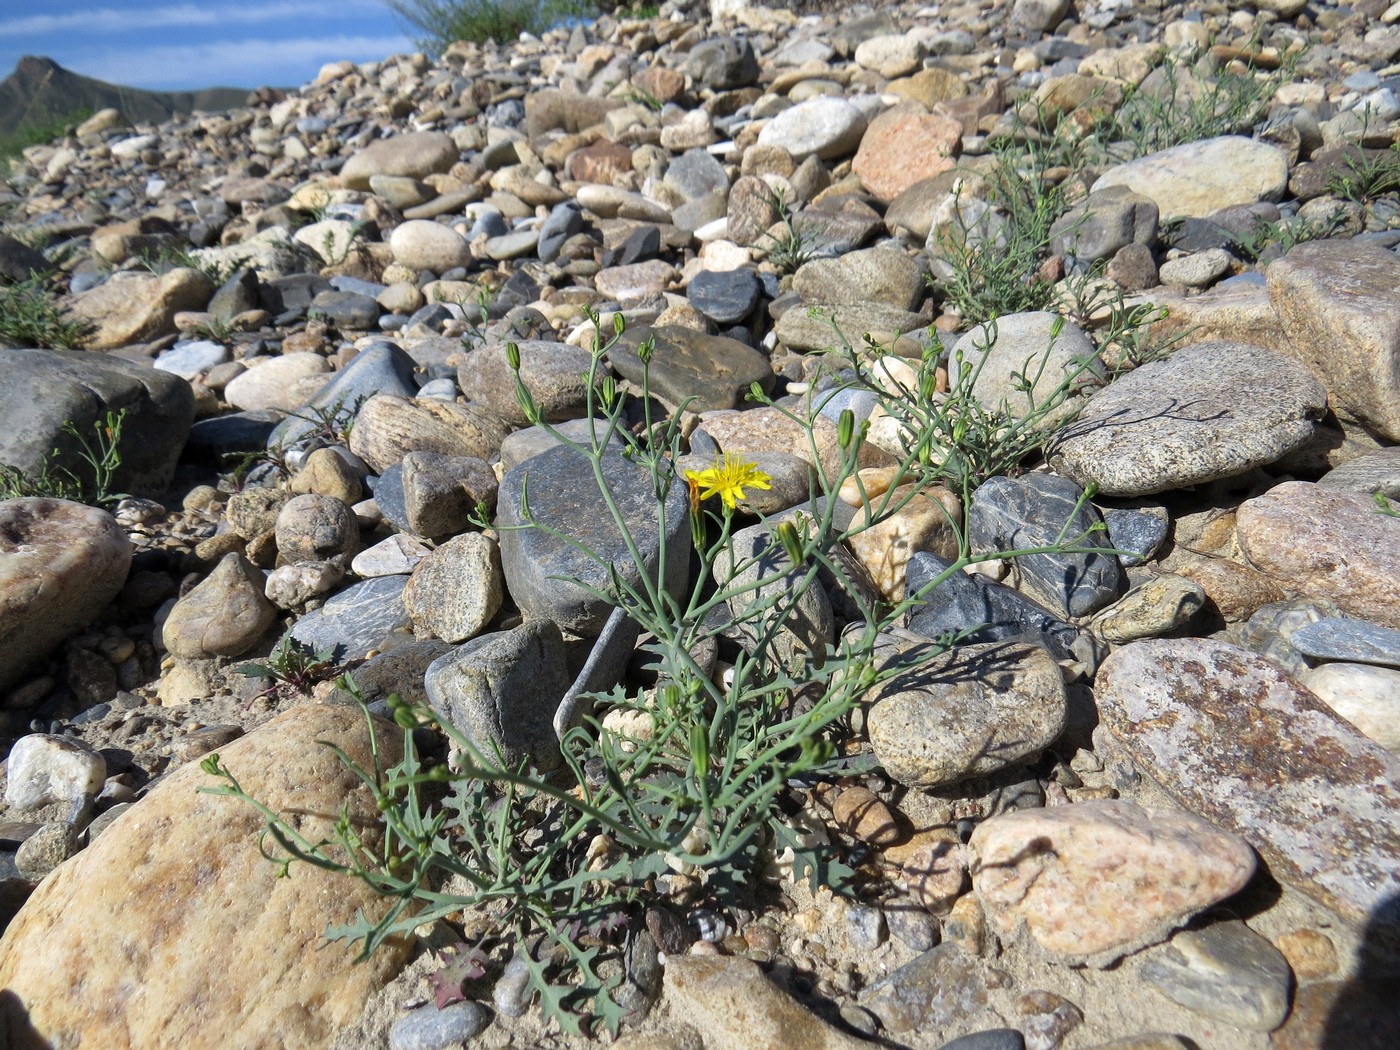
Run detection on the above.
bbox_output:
[0,0,418,91]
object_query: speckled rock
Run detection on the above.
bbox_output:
[0,704,411,1048]
[1049,342,1327,497]
[1097,638,1400,932]
[1268,239,1400,441]
[274,493,360,564]
[402,532,503,644]
[864,637,1067,788]
[1236,481,1400,630]
[970,799,1256,966]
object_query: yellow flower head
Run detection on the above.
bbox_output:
[684,454,772,510]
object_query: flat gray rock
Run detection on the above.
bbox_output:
[1141,920,1292,1031]
[1049,341,1328,497]
[290,575,411,661]
[1097,637,1400,938]
[268,342,417,450]
[496,445,689,637]
[609,326,774,412]
[1290,617,1400,669]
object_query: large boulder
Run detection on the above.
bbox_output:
[0,498,131,690]
[0,703,412,1049]
[0,348,195,497]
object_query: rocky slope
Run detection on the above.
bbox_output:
[1,1,1399,1048]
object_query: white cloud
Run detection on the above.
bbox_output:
[0,1,389,37]
[71,34,416,90]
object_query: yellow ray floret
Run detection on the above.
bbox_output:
[684,454,772,510]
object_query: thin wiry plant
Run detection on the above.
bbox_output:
[203,311,1122,1035]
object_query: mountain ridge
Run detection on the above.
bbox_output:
[0,55,250,136]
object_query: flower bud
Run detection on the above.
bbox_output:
[837,408,855,449]
[506,342,521,371]
[600,375,617,407]
[637,335,655,365]
[614,312,626,337]
[776,520,805,566]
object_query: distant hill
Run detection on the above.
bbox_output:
[0,55,249,137]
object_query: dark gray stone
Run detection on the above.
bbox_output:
[537,201,583,262]
[1290,617,1400,669]
[969,474,1124,618]
[207,267,259,324]
[334,638,453,711]
[905,552,1085,666]
[184,410,282,461]
[1050,185,1158,265]
[0,347,194,497]
[557,604,641,738]
[496,445,690,637]
[1102,503,1169,568]
[609,325,774,412]
[0,233,48,283]
[685,37,760,90]
[1141,920,1293,1031]
[259,273,333,314]
[368,464,411,533]
[687,268,761,325]
[310,289,381,329]
[424,619,569,772]
[268,341,418,450]
[290,575,411,661]
[603,226,661,268]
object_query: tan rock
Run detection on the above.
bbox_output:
[970,799,1256,965]
[67,269,214,350]
[1236,481,1400,629]
[0,499,130,690]
[852,107,961,202]
[161,552,277,659]
[845,484,961,600]
[0,704,411,1048]
[829,785,903,846]
[664,955,871,1050]
[1268,239,1400,441]
[348,394,510,474]
[339,130,457,191]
